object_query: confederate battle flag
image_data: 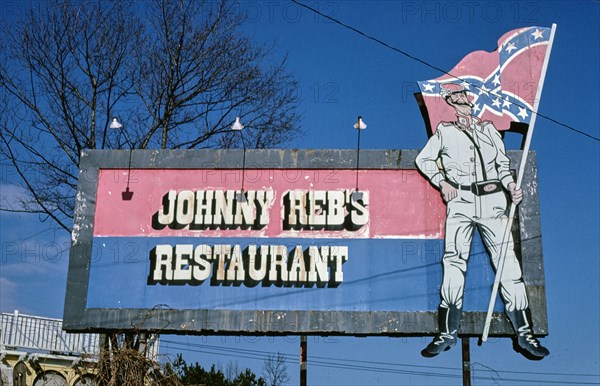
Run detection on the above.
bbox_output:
[416,26,552,136]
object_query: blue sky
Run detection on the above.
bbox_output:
[1,1,599,385]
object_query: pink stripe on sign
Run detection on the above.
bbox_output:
[93,169,445,239]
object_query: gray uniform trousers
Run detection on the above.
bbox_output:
[441,187,528,312]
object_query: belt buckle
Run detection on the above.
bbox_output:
[483,182,499,193]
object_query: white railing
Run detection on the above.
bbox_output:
[0,310,159,358]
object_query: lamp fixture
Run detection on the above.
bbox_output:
[353,116,366,199]
[110,117,123,130]
[354,116,367,130]
[110,117,134,200]
[121,148,134,201]
[231,117,247,202]
[232,116,244,131]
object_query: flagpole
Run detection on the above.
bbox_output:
[482,23,557,342]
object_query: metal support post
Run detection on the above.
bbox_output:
[462,337,471,386]
[300,335,307,386]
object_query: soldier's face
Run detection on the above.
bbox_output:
[448,92,473,115]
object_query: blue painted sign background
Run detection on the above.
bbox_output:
[88,236,503,313]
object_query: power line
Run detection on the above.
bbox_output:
[161,340,465,381]
[162,340,600,385]
[290,0,600,143]
[160,339,600,384]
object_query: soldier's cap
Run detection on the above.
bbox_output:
[440,83,467,100]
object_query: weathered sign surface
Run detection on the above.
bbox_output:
[64,149,547,336]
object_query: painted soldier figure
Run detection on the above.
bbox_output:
[415,83,549,359]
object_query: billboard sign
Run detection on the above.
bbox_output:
[64,149,547,336]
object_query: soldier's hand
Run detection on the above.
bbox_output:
[439,181,458,203]
[508,182,523,205]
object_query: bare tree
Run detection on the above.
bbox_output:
[0,0,301,231]
[0,0,140,230]
[224,360,240,382]
[263,352,289,386]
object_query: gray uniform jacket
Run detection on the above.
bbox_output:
[416,119,514,190]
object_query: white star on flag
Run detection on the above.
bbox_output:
[422,83,435,92]
[492,98,501,108]
[517,107,529,120]
[502,99,512,109]
[531,29,544,40]
[479,85,489,96]
[492,74,501,86]
[505,42,517,53]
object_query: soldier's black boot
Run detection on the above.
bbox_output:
[422,306,462,357]
[506,308,550,359]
